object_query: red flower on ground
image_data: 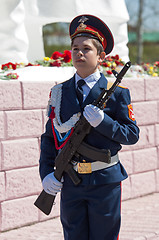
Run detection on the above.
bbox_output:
[101,62,109,67]
[25,63,34,67]
[111,54,120,60]
[155,61,159,67]
[10,62,17,70]
[50,60,62,67]
[6,73,19,79]
[1,62,17,70]
[1,63,8,70]
[142,64,148,71]
[105,56,113,61]
[61,50,72,63]
[106,70,112,75]
[51,51,62,60]
[115,60,122,66]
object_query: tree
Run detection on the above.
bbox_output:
[137,0,144,64]
[125,0,159,64]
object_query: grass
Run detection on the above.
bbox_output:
[128,42,159,64]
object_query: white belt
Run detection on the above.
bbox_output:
[73,154,119,174]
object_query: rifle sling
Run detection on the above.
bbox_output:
[76,142,111,164]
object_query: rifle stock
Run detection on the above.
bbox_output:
[34,190,55,215]
[34,61,131,215]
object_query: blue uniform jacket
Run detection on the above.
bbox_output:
[39,73,139,185]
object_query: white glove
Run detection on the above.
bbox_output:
[83,104,104,127]
[42,172,63,196]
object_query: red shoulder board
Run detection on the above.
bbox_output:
[128,104,135,121]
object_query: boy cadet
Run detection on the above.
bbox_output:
[39,15,139,240]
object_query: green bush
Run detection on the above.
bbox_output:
[44,45,71,58]
[128,42,159,64]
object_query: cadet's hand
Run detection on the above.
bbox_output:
[42,172,63,196]
[83,104,104,127]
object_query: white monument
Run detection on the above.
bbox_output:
[0,0,130,64]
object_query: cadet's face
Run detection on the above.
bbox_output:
[71,37,102,78]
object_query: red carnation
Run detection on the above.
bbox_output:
[115,54,119,60]
[106,70,112,75]
[155,61,159,67]
[51,51,62,60]
[6,73,19,79]
[61,50,72,63]
[1,63,8,70]
[1,62,17,70]
[111,55,120,60]
[11,63,17,70]
[105,56,113,61]
[115,60,122,66]
[7,62,17,70]
[25,63,34,67]
[101,62,109,67]
[50,60,62,67]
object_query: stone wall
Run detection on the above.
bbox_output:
[0,76,159,232]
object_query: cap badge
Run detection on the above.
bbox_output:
[77,16,89,30]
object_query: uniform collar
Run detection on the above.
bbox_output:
[62,73,108,110]
[75,69,101,89]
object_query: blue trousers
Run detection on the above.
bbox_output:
[60,182,121,240]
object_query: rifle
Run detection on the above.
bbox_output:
[34,61,131,215]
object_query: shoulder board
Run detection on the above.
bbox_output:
[107,81,128,90]
[118,85,128,89]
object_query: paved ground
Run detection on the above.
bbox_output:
[0,193,159,240]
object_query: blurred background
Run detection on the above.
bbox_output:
[43,0,159,64]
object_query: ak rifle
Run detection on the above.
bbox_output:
[34,61,131,215]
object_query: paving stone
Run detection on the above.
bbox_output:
[0,193,159,240]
